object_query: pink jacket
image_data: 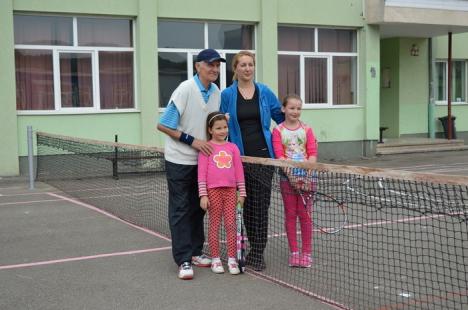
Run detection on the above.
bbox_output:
[198,141,246,197]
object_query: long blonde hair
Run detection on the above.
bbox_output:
[232,51,255,81]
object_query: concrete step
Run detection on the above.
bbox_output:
[376,141,468,155]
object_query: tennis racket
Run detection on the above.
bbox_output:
[285,168,347,234]
[236,202,246,273]
[311,191,347,234]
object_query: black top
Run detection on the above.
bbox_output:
[236,88,270,158]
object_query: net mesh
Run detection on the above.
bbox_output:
[36,132,468,310]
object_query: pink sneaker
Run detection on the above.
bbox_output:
[288,252,301,267]
[301,254,312,268]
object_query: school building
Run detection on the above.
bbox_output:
[1,0,468,176]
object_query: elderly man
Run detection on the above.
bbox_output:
[157,49,226,280]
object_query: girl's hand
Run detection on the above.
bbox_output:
[237,196,245,207]
[200,196,209,211]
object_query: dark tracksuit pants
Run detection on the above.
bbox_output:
[166,160,205,266]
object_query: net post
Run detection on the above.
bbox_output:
[112,134,119,180]
[27,125,34,190]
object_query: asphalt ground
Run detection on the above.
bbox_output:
[0,179,335,310]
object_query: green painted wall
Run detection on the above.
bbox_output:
[380,38,399,138]
[0,0,19,176]
[13,0,138,15]
[137,0,159,147]
[362,25,381,141]
[17,114,141,155]
[277,0,364,26]
[157,0,260,21]
[1,0,380,175]
[398,38,429,135]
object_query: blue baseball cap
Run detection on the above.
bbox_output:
[196,48,226,63]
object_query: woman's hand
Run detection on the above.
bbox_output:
[200,196,210,211]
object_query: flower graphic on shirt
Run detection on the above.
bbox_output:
[213,150,232,168]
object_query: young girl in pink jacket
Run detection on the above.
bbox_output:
[198,112,246,275]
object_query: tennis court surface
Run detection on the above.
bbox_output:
[0,179,333,310]
[1,132,467,310]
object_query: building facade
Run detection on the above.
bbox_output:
[1,0,467,176]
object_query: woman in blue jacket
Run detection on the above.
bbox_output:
[220,51,284,271]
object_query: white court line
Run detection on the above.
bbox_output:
[265,211,463,239]
[47,192,172,242]
[0,246,171,271]
[0,184,152,198]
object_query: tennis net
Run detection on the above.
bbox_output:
[36,132,468,310]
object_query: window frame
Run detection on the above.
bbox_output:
[157,20,257,110]
[278,26,359,109]
[15,14,137,115]
[434,59,468,106]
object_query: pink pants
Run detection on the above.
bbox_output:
[280,180,313,254]
[207,187,237,258]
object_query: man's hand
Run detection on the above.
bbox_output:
[192,139,214,156]
[200,196,209,211]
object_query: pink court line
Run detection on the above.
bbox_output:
[248,270,349,310]
[47,192,172,242]
[0,198,63,206]
[0,246,171,271]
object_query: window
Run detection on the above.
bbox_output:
[435,60,466,103]
[278,26,358,106]
[14,15,135,112]
[157,20,255,107]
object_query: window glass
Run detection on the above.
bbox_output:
[225,53,237,87]
[14,15,73,45]
[435,62,446,101]
[59,53,93,108]
[15,49,54,110]
[158,21,204,49]
[318,29,356,52]
[278,26,314,52]
[208,23,254,50]
[452,61,465,102]
[78,18,133,47]
[333,57,357,105]
[305,58,327,104]
[99,52,134,109]
[278,55,300,101]
[158,52,187,108]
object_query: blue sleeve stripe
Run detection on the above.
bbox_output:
[159,102,180,130]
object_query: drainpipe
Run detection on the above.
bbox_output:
[428,38,435,139]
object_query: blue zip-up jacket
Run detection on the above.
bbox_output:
[220,80,284,158]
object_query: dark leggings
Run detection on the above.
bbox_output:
[243,163,274,260]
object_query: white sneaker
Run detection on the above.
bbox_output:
[211,259,225,274]
[192,254,212,267]
[228,258,240,275]
[178,262,193,280]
